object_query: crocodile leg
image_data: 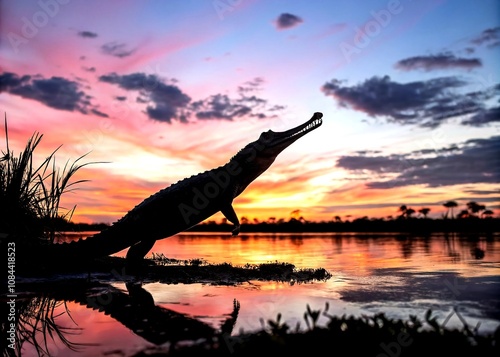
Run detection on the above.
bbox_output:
[126,239,157,262]
[221,204,240,236]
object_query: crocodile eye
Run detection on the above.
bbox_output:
[261,131,273,142]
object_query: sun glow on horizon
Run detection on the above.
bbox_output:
[1,1,498,225]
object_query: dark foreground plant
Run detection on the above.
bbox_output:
[0,115,99,245]
[131,304,500,357]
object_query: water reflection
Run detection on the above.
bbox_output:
[5,281,240,356]
[5,232,499,356]
[81,282,224,344]
[395,234,414,259]
[471,247,485,259]
[3,295,88,356]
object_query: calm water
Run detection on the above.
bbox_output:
[14,232,500,356]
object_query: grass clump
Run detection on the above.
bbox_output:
[150,253,208,266]
[0,115,97,246]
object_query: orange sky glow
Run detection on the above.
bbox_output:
[1,1,498,225]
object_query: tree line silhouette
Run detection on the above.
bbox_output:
[187,200,498,234]
[54,200,497,234]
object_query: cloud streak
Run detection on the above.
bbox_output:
[395,53,482,71]
[462,106,500,126]
[99,72,190,123]
[101,41,136,58]
[336,136,500,189]
[99,73,284,123]
[191,79,283,120]
[78,30,98,38]
[471,26,500,47]
[322,75,499,128]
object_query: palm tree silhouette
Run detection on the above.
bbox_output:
[443,201,458,219]
[418,208,430,218]
[398,205,415,219]
[398,205,408,218]
[466,201,485,218]
[482,209,494,218]
[405,208,416,218]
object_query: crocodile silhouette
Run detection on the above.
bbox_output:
[27,112,323,263]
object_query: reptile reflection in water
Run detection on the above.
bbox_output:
[4,282,240,356]
[81,282,240,345]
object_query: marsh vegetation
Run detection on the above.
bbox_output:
[1,121,499,356]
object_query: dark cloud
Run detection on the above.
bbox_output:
[100,72,154,90]
[78,31,98,38]
[99,72,190,123]
[0,71,107,116]
[336,136,500,189]
[190,77,283,120]
[471,26,500,47]
[191,94,251,120]
[275,13,303,30]
[82,66,96,72]
[100,73,284,123]
[395,54,482,71]
[355,150,382,155]
[322,75,499,128]
[101,41,135,58]
[463,189,500,196]
[91,108,109,118]
[237,77,265,93]
[115,96,127,101]
[147,83,190,122]
[0,72,30,90]
[322,75,465,126]
[461,106,500,126]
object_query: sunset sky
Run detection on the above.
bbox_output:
[1,0,499,224]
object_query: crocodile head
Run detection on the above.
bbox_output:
[230,112,323,194]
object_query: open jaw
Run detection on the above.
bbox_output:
[270,112,323,147]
